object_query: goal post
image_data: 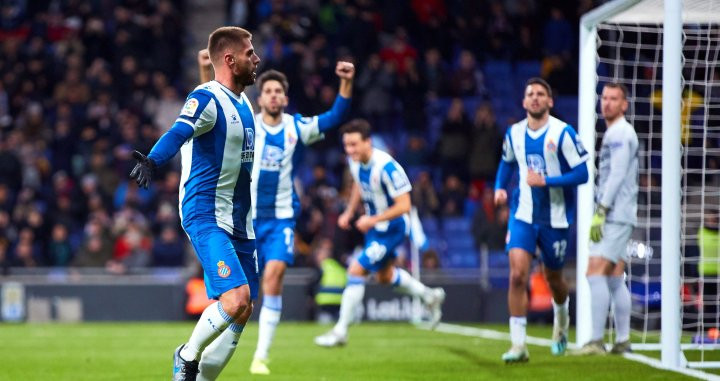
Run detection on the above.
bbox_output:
[576,0,719,370]
[577,0,644,350]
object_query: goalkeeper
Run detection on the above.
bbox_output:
[575,82,638,355]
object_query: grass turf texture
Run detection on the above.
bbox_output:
[0,322,699,380]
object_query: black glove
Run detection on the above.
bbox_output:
[129,150,156,189]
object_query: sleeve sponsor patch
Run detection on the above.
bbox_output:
[180,98,199,117]
[391,169,409,190]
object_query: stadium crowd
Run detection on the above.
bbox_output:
[0,0,595,273]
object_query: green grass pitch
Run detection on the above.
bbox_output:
[0,322,701,380]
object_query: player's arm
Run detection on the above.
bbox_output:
[130,92,215,188]
[539,128,589,187]
[338,182,362,230]
[355,161,412,233]
[356,192,411,233]
[316,62,355,132]
[598,133,632,210]
[494,130,516,205]
[198,49,213,84]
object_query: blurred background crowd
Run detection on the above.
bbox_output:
[0,0,595,274]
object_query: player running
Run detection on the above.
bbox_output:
[314,119,445,348]
[129,27,260,381]
[494,77,590,363]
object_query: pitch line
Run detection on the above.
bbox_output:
[421,323,720,381]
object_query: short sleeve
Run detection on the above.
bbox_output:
[381,161,412,198]
[294,114,323,145]
[501,129,516,163]
[559,126,589,168]
[176,90,217,137]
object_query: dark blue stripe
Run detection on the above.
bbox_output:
[557,130,576,224]
[319,286,345,294]
[358,166,376,215]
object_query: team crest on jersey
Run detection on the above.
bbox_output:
[286,130,297,146]
[217,261,231,278]
[546,139,557,152]
[181,98,199,117]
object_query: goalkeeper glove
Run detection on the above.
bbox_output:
[129,150,156,189]
[590,205,608,242]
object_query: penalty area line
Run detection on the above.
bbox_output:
[420,323,720,381]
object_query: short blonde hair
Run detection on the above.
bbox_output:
[207,26,252,63]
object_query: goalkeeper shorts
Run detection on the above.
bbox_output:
[589,222,633,264]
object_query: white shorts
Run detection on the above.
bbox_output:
[589,222,633,264]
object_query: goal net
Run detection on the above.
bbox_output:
[578,0,720,369]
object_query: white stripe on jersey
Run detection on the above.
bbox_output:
[506,116,588,228]
[348,148,412,233]
[251,113,323,220]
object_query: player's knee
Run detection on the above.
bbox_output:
[509,269,528,289]
[376,271,394,284]
[221,290,252,319]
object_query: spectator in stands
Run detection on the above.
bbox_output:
[698,208,720,328]
[357,54,396,132]
[152,225,185,267]
[439,175,467,217]
[472,188,510,252]
[411,170,440,217]
[436,98,471,180]
[47,223,73,267]
[450,50,485,97]
[468,103,502,182]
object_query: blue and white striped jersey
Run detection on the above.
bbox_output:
[175,81,256,239]
[349,148,412,233]
[501,116,589,228]
[251,113,324,220]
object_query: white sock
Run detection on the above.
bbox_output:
[333,276,365,337]
[509,316,527,347]
[608,276,631,343]
[588,275,610,342]
[254,295,282,360]
[180,301,234,361]
[197,323,244,381]
[392,267,431,302]
[552,295,570,334]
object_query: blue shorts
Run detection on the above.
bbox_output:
[254,218,295,273]
[506,219,569,270]
[185,225,259,300]
[357,227,406,273]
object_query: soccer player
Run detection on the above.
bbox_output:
[195,51,355,376]
[314,119,445,347]
[129,26,260,381]
[494,77,589,362]
[574,82,637,355]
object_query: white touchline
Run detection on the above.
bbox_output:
[420,323,720,381]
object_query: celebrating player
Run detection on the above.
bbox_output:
[494,77,589,362]
[574,82,637,355]
[314,119,445,347]
[129,26,260,381]
[194,56,355,376]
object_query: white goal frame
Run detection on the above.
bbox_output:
[577,0,689,370]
